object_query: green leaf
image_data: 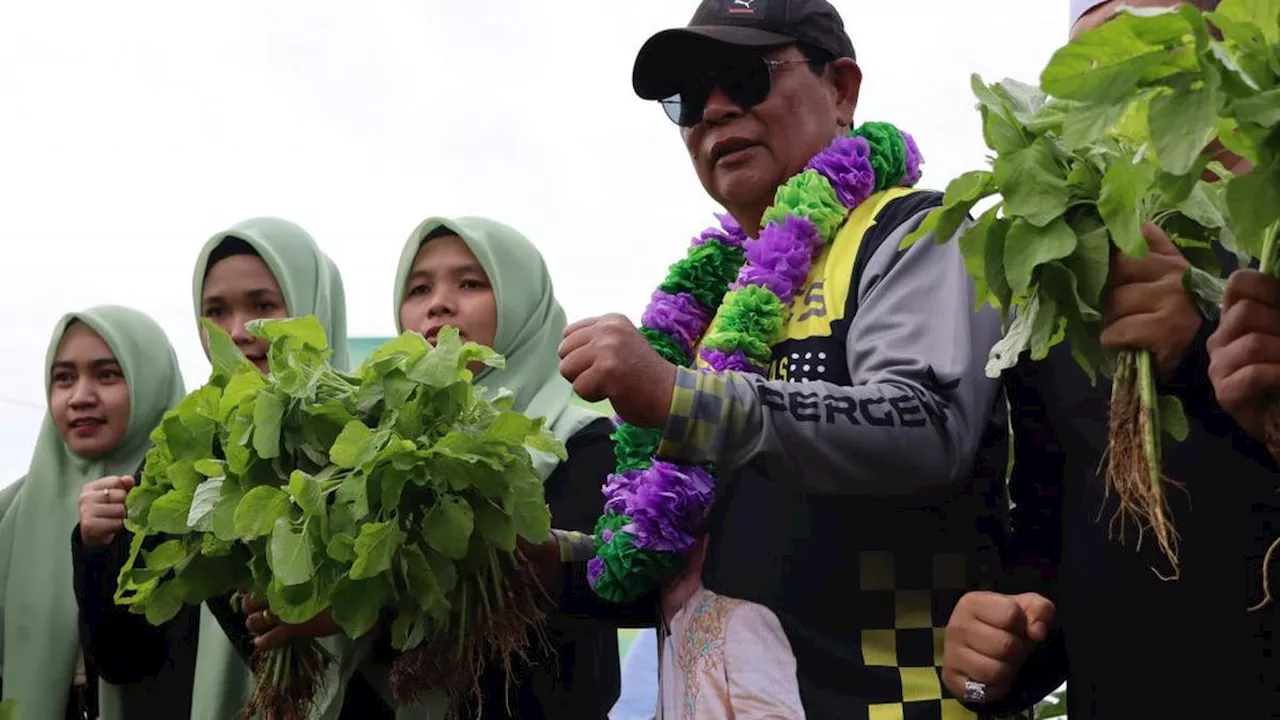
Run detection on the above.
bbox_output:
[400,545,444,608]
[149,489,196,535]
[422,496,475,560]
[409,326,467,387]
[266,577,329,625]
[193,459,225,477]
[986,294,1039,378]
[144,579,186,625]
[250,316,330,351]
[1098,158,1158,257]
[269,517,315,586]
[984,216,1014,311]
[252,390,286,460]
[233,486,292,540]
[1062,216,1113,310]
[994,140,1070,227]
[219,371,265,421]
[142,540,186,572]
[425,549,457,596]
[955,205,998,309]
[1225,159,1280,256]
[1041,8,1198,103]
[1028,292,1065,362]
[1158,394,1190,442]
[1183,266,1228,320]
[362,331,430,371]
[186,477,223,533]
[506,480,551,543]
[332,576,389,638]
[335,473,369,519]
[1004,217,1080,296]
[472,499,517,552]
[326,533,355,562]
[288,470,326,516]
[330,420,378,470]
[212,484,244,542]
[201,318,256,379]
[350,521,405,579]
[525,427,569,462]
[1148,69,1223,176]
[1212,0,1280,45]
[1061,100,1133,148]
[1040,261,1103,325]
[908,171,998,252]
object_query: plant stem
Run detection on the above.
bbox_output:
[1136,350,1161,481]
[1260,222,1280,278]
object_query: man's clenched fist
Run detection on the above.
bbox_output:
[941,591,1056,704]
[558,314,677,429]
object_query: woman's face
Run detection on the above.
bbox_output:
[398,234,498,350]
[200,253,289,373]
[49,322,131,459]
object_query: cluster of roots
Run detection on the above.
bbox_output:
[1249,406,1280,612]
[242,640,333,720]
[1104,364,1183,581]
[389,550,550,718]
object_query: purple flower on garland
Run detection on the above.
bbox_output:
[699,348,764,375]
[734,215,822,301]
[693,212,748,249]
[587,556,604,586]
[642,291,712,357]
[602,469,644,516]
[901,130,923,186]
[623,461,716,553]
[806,135,876,209]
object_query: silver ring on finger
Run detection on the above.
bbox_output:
[963,679,988,704]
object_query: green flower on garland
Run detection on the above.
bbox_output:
[853,121,907,191]
[702,286,786,366]
[591,512,681,604]
[658,240,746,311]
[640,327,690,366]
[612,424,663,473]
[762,170,847,241]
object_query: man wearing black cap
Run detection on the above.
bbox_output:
[556,1,1011,718]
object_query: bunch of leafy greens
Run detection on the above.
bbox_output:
[115,318,565,719]
[899,1,1280,578]
[1040,0,1280,606]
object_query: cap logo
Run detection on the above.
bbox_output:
[722,0,764,17]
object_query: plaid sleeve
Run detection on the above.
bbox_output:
[656,367,733,466]
[550,529,597,563]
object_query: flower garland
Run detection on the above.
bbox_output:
[588,121,924,603]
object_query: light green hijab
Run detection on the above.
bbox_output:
[188,217,352,720]
[0,306,185,719]
[394,216,604,477]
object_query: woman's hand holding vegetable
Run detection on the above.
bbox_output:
[941,591,1056,705]
[78,475,134,548]
[1100,224,1202,381]
[242,596,342,650]
[1207,270,1280,445]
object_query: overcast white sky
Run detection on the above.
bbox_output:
[0,0,1068,484]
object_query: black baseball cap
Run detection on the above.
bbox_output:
[633,0,857,101]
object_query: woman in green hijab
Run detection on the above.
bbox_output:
[70,217,361,720]
[0,306,185,720]
[245,216,623,719]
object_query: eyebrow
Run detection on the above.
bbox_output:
[202,288,281,305]
[407,262,486,282]
[51,357,120,372]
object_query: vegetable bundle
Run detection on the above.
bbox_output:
[906,0,1279,578]
[115,318,565,719]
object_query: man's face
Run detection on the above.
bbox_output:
[680,44,858,229]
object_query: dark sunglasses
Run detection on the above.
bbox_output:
[659,56,810,128]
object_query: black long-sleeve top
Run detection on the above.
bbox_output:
[985,290,1280,718]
